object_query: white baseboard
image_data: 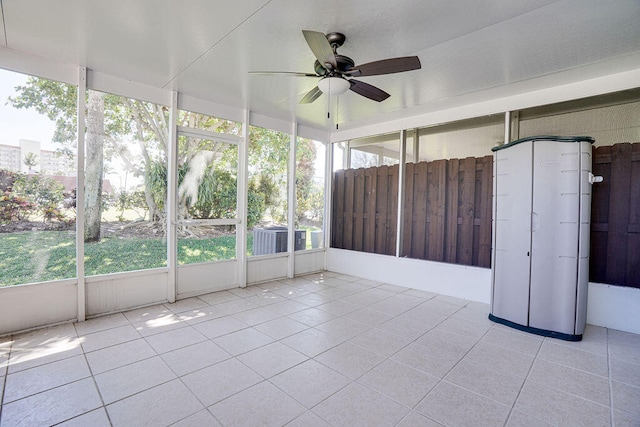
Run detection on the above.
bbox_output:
[587,282,640,335]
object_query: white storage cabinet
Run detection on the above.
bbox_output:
[489,136,596,341]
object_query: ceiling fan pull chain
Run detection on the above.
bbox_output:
[336,96,340,130]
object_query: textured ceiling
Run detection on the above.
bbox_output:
[2,0,639,134]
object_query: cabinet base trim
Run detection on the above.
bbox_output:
[488,313,582,342]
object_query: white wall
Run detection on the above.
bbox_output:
[247,255,289,284]
[0,280,77,336]
[587,283,640,335]
[327,248,491,303]
[294,249,325,276]
[177,260,237,298]
[326,248,640,335]
[86,269,168,316]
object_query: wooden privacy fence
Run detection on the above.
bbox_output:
[402,156,493,267]
[332,165,399,256]
[332,156,493,267]
[332,142,639,289]
[591,142,640,288]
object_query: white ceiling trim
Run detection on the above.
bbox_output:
[0,45,76,85]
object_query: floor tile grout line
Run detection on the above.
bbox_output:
[2,376,98,410]
[3,346,84,376]
[0,334,13,424]
[535,340,611,378]
[421,318,507,405]
[502,335,547,426]
[170,362,224,425]
[57,344,111,427]
[607,327,616,427]
[264,366,352,415]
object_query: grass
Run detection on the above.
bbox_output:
[0,227,323,287]
[0,230,252,287]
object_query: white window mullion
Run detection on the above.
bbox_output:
[167,91,178,303]
[76,66,87,322]
[287,124,297,278]
[236,109,249,287]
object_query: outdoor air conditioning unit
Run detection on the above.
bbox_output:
[252,227,306,255]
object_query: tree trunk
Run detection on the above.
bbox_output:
[84,91,105,242]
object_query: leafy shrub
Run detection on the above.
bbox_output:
[10,173,69,222]
[0,169,18,192]
[13,173,65,211]
[146,160,267,228]
[113,188,148,221]
[0,191,36,223]
[42,205,71,224]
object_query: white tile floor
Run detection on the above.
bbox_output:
[0,271,639,426]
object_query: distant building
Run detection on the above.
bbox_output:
[0,139,75,176]
[0,144,21,171]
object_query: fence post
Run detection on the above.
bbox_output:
[396,130,407,257]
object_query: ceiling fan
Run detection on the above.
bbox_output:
[251,30,421,104]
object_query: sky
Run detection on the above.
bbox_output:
[0,68,58,150]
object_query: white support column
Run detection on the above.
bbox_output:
[504,111,520,144]
[167,91,178,303]
[344,141,350,169]
[324,141,333,259]
[287,124,297,278]
[76,66,87,322]
[237,110,249,287]
[413,128,420,162]
[395,130,407,258]
[511,111,520,141]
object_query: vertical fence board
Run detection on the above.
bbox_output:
[402,162,415,256]
[458,157,477,265]
[332,170,345,248]
[387,165,399,255]
[364,168,377,252]
[590,146,611,283]
[626,144,640,286]
[375,166,389,254]
[427,160,446,261]
[353,169,365,251]
[343,169,355,250]
[412,162,428,259]
[445,159,460,263]
[605,143,632,285]
[478,156,493,267]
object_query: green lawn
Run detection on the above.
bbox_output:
[0,230,249,287]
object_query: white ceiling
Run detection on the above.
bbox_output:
[2,0,640,135]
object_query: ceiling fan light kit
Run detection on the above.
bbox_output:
[250,30,421,105]
[317,77,350,95]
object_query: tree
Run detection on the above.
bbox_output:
[7,77,318,238]
[295,138,317,224]
[9,78,166,241]
[84,90,105,241]
[23,153,39,173]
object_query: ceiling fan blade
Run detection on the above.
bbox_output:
[347,56,421,77]
[302,30,337,69]
[300,86,323,104]
[249,71,318,77]
[349,79,390,102]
